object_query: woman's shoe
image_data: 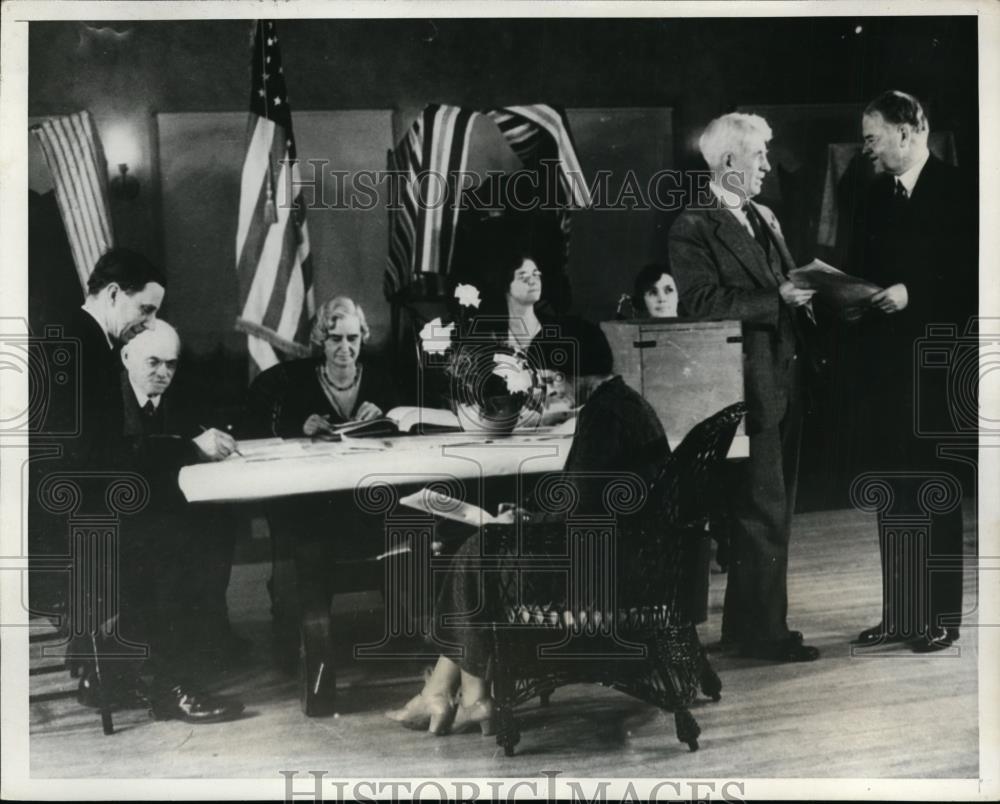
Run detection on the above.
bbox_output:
[385,692,456,735]
[451,697,496,737]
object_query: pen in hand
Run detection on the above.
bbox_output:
[198,424,244,457]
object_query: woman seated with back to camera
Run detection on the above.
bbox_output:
[243,295,396,438]
[386,318,671,736]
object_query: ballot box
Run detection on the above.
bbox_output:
[601,320,746,453]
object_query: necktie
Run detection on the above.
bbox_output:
[893,178,909,200]
[745,204,771,255]
[142,399,156,419]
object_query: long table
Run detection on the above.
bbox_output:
[177,425,747,716]
[178,431,575,503]
[178,430,748,503]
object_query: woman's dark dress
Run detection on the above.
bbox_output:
[242,358,399,580]
[243,358,397,438]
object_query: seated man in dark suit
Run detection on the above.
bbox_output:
[79,320,245,723]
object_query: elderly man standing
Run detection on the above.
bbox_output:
[849,90,975,652]
[668,112,819,662]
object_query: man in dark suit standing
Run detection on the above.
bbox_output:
[850,90,975,652]
[102,319,244,721]
[31,248,165,618]
[33,248,166,648]
[58,249,167,468]
[669,113,819,662]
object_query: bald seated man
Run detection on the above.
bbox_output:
[77,320,245,724]
[120,321,236,460]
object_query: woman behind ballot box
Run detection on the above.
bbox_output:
[386,318,672,736]
[631,263,679,319]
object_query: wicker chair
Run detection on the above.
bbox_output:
[484,402,746,755]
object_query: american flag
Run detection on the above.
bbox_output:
[384,104,475,300]
[30,111,115,291]
[235,20,315,375]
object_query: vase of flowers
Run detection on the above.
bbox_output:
[419,283,544,435]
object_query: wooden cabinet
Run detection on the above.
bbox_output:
[601,320,747,455]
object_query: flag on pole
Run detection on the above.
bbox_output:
[235,20,315,375]
[383,104,475,300]
[30,110,115,292]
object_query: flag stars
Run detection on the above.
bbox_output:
[258,88,266,98]
[273,97,282,106]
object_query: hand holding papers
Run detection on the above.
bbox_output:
[399,488,537,528]
[789,259,883,322]
[399,488,499,527]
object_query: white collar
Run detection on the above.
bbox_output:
[128,377,162,410]
[709,181,755,233]
[896,148,930,196]
[708,180,747,210]
[80,305,113,349]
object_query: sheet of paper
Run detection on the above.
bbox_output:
[399,487,498,525]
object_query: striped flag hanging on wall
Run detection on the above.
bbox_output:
[383,104,475,300]
[235,20,315,375]
[487,105,593,273]
[30,111,115,292]
[486,104,593,209]
[384,103,592,300]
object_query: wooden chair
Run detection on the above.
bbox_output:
[484,402,746,755]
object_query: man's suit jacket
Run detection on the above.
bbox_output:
[118,374,202,515]
[846,153,976,468]
[54,307,124,470]
[849,153,976,340]
[668,201,804,434]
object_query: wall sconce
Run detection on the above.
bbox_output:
[110,163,139,200]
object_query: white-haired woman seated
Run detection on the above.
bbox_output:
[244,296,396,438]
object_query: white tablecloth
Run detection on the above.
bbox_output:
[178,432,573,503]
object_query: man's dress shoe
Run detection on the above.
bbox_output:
[740,637,820,662]
[910,627,955,653]
[852,624,906,647]
[149,684,245,723]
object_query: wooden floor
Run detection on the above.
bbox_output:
[28,506,979,779]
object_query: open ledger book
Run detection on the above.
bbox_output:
[327,406,462,439]
[789,258,883,321]
[399,487,500,526]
